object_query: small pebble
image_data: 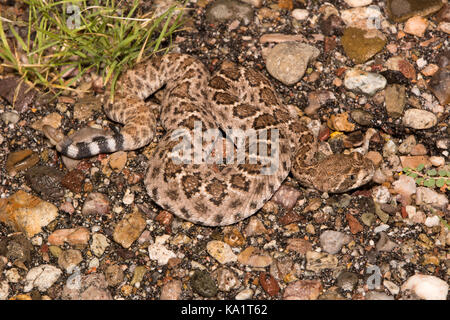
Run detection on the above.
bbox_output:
[259,272,280,297]
[24,265,62,292]
[344,69,387,96]
[306,251,338,272]
[90,233,109,257]
[429,156,445,166]
[1,111,20,124]
[376,232,397,252]
[58,249,83,273]
[148,235,177,266]
[237,247,272,267]
[206,240,237,264]
[402,109,437,129]
[320,230,352,254]
[6,149,40,176]
[190,270,218,298]
[336,271,359,291]
[283,280,322,300]
[424,215,441,228]
[235,288,253,300]
[244,216,267,236]
[291,9,308,20]
[416,187,448,210]
[82,192,110,216]
[341,6,384,30]
[344,0,372,7]
[48,227,90,246]
[0,190,58,238]
[384,280,400,295]
[265,42,319,86]
[113,209,146,248]
[286,238,313,255]
[404,16,428,37]
[212,268,239,292]
[0,281,9,300]
[402,274,448,300]
[104,264,124,287]
[373,224,389,233]
[160,279,182,300]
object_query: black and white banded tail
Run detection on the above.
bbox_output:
[57,133,125,159]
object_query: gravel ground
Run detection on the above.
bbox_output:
[0,0,449,300]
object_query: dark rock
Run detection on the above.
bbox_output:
[386,0,443,23]
[350,109,374,126]
[0,77,37,112]
[25,166,65,201]
[190,270,218,298]
[0,234,32,265]
[336,271,359,291]
[380,70,410,85]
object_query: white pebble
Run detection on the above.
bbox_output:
[406,206,425,224]
[416,187,448,210]
[291,9,309,21]
[392,175,416,199]
[0,281,9,300]
[424,215,441,228]
[374,224,389,233]
[122,189,134,205]
[148,241,176,266]
[344,0,372,7]
[402,274,448,300]
[429,156,445,166]
[235,288,254,300]
[5,268,21,283]
[31,236,43,246]
[344,69,387,96]
[416,57,427,69]
[372,186,391,204]
[89,257,100,269]
[24,265,62,292]
[411,86,421,96]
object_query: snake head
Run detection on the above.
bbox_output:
[312,152,375,193]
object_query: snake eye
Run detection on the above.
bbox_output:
[350,174,356,181]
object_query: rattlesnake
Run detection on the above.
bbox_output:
[43,53,374,226]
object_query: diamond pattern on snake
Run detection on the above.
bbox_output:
[43,53,374,226]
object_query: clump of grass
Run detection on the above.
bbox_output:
[0,0,186,97]
[402,164,449,190]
